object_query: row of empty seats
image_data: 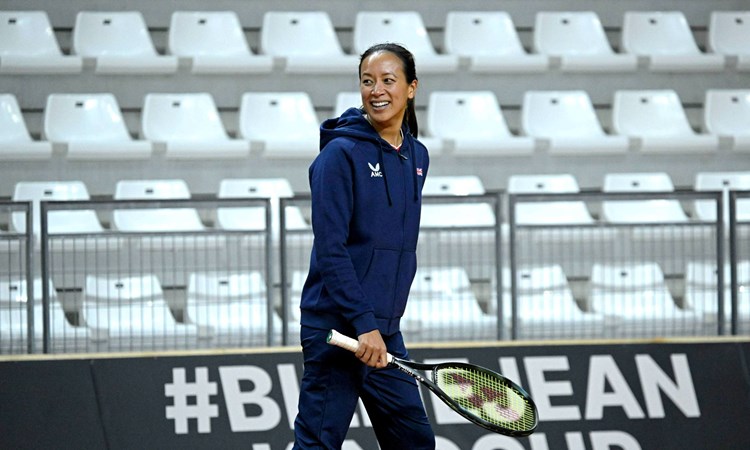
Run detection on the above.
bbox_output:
[0,271,279,352]
[2,88,749,160]
[5,257,746,352]
[5,178,308,245]
[2,10,748,74]
[4,171,749,245]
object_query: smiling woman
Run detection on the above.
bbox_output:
[358,44,419,148]
[292,43,436,450]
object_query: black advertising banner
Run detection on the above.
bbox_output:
[2,340,750,449]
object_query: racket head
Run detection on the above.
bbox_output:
[429,362,538,437]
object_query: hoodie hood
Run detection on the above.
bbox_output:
[321,107,418,206]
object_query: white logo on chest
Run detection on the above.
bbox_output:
[368,162,383,177]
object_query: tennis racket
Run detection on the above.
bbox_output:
[326,329,538,437]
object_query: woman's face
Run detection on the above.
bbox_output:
[359,51,417,131]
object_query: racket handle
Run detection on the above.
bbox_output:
[327,329,394,364]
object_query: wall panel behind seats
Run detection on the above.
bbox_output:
[0,359,107,448]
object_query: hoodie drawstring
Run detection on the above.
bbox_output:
[378,143,393,207]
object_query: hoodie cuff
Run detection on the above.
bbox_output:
[351,312,379,337]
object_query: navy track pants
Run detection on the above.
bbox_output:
[293,326,435,450]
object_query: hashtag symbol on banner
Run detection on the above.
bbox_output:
[165,367,219,434]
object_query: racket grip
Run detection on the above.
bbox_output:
[327,329,394,364]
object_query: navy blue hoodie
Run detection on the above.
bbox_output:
[299,107,429,337]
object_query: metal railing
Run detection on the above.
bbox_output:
[0,190,748,354]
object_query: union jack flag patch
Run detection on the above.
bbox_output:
[416,168,423,176]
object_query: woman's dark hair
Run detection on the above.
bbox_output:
[359,43,419,138]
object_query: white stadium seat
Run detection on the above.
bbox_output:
[443,11,548,73]
[703,89,750,151]
[0,278,89,353]
[333,92,362,117]
[708,11,750,71]
[612,90,720,153]
[11,181,105,245]
[601,172,689,223]
[427,91,535,156]
[684,260,750,334]
[73,11,178,74]
[141,93,248,159]
[521,90,630,154]
[621,11,725,72]
[402,266,495,341]
[261,11,357,73]
[587,262,701,337]
[0,11,82,74]
[354,11,459,73]
[168,11,273,74]
[0,94,52,160]
[693,171,750,223]
[239,92,319,159]
[43,93,152,160]
[112,179,205,232]
[421,175,496,228]
[533,11,637,72]
[217,178,308,239]
[507,174,595,225]
[81,274,197,348]
[500,265,606,339]
[185,271,280,345]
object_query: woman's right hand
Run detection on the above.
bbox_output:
[356,330,388,368]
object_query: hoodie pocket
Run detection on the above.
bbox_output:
[360,248,417,318]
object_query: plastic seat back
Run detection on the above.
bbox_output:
[0,11,65,58]
[261,11,345,57]
[354,11,438,56]
[704,89,750,136]
[444,11,527,56]
[142,93,229,142]
[508,174,594,224]
[602,172,688,223]
[239,92,319,157]
[708,11,750,55]
[113,179,204,232]
[522,90,607,138]
[613,90,694,137]
[534,11,615,56]
[621,11,701,55]
[12,181,103,237]
[169,11,250,57]
[44,94,131,142]
[73,11,159,57]
[427,91,514,141]
[0,94,34,142]
[0,11,82,73]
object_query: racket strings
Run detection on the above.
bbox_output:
[435,366,536,432]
